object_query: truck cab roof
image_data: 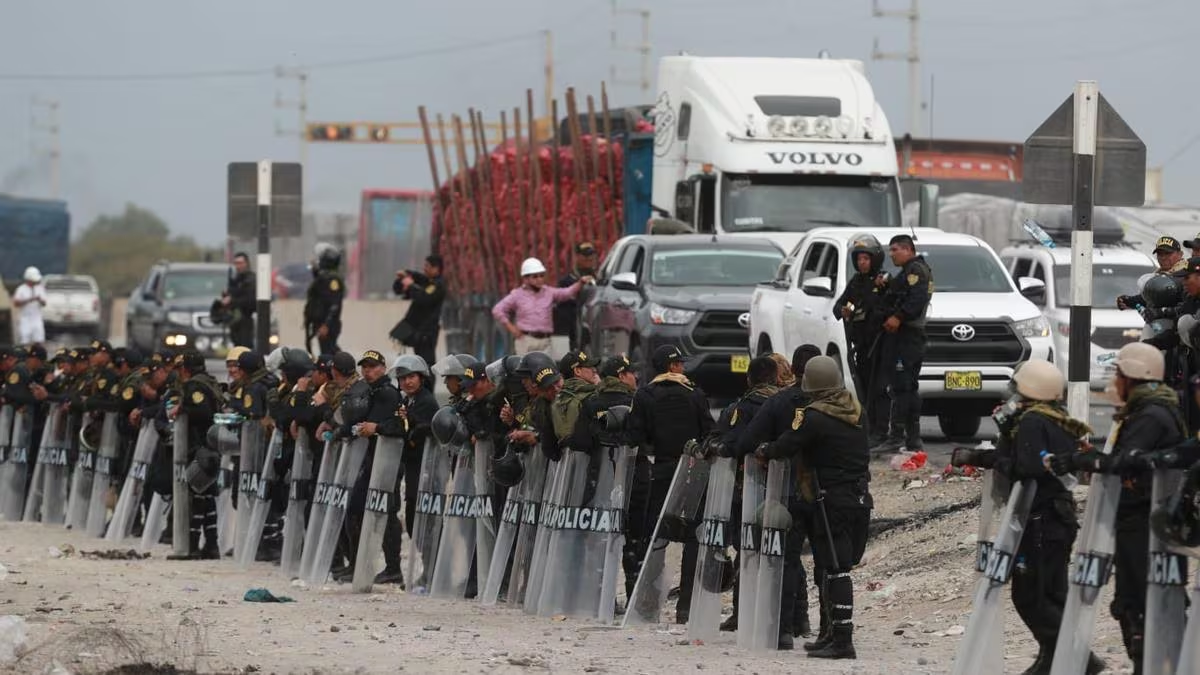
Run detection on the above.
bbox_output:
[998,242,1154,267]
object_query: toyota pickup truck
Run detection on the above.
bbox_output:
[749,227,1052,440]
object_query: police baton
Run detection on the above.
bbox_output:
[810,471,841,572]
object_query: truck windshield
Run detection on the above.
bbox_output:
[651,248,783,286]
[721,173,900,232]
[163,270,228,300]
[1053,264,1151,308]
[876,245,1012,293]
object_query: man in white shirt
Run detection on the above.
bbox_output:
[13,266,47,344]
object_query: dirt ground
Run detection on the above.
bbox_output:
[0,460,1137,674]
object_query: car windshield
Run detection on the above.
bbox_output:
[1053,264,1152,307]
[875,244,1013,293]
[650,248,783,286]
[163,270,228,300]
[721,173,901,233]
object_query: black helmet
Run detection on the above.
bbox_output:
[699,547,738,594]
[392,354,431,379]
[602,405,631,433]
[490,449,525,487]
[848,233,885,274]
[79,416,102,452]
[280,347,315,381]
[1143,274,1183,310]
[206,424,240,455]
[314,242,342,270]
[517,351,560,388]
[1151,465,1200,549]
[431,406,470,445]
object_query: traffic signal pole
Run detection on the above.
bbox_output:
[256,161,273,353]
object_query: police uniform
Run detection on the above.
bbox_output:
[553,242,598,350]
[875,252,933,453]
[832,240,887,441]
[393,271,446,374]
[226,266,257,348]
[306,268,345,355]
[173,352,224,558]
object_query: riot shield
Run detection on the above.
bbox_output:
[952,480,1038,675]
[139,492,169,554]
[85,413,120,538]
[473,438,497,599]
[973,469,1011,672]
[215,455,236,556]
[430,446,480,599]
[25,406,68,524]
[65,415,92,530]
[481,480,522,606]
[0,406,12,520]
[737,459,766,650]
[170,412,192,556]
[523,459,566,615]
[537,450,619,619]
[1175,575,1200,674]
[107,421,159,542]
[22,408,52,523]
[238,429,283,568]
[687,456,737,642]
[506,445,550,606]
[234,422,266,562]
[622,456,712,628]
[1049,422,1125,675]
[597,445,636,625]
[306,437,369,586]
[1,408,33,521]
[406,438,452,594]
[748,458,790,652]
[299,438,340,582]
[1143,468,1188,675]
[280,431,314,579]
[352,436,405,592]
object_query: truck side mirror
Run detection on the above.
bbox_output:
[801,276,834,298]
[611,272,638,291]
[674,180,695,225]
[919,183,940,229]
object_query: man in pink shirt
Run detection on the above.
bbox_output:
[493,257,593,356]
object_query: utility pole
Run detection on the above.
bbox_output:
[610,1,652,99]
[544,30,554,124]
[30,97,61,199]
[872,0,921,137]
[274,66,309,171]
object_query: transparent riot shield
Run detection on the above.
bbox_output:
[430,446,480,599]
[952,479,1038,675]
[539,449,621,619]
[139,491,170,554]
[1144,468,1187,675]
[107,421,159,542]
[622,456,712,628]
[171,412,192,556]
[473,438,497,599]
[0,405,11,500]
[1049,421,1125,675]
[523,459,566,615]
[406,439,452,594]
[306,437,369,586]
[737,459,766,649]
[65,415,92,530]
[597,445,636,625]
[2,408,33,521]
[280,431,314,579]
[299,439,340,582]
[688,456,737,642]
[506,446,550,606]
[352,436,405,593]
[25,406,68,524]
[238,429,283,568]
[1175,574,1200,674]
[234,422,266,562]
[215,455,236,556]
[747,458,790,652]
[85,413,120,538]
[972,469,1011,671]
[21,409,51,523]
[481,480,522,606]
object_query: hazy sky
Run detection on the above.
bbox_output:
[1,0,1196,246]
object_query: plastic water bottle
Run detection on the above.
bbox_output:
[1040,450,1079,489]
[1022,219,1057,249]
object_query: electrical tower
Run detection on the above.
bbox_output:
[610,1,652,99]
[872,0,921,137]
[29,97,61,199]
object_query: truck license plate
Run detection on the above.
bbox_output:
[730,354,750,373]
[944,371,982,391]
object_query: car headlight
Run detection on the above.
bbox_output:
[167,311,193,325]
[1014,316,1050,338]
[648,303,697,326]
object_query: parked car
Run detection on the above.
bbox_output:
[750,227,1053,440]
[126,261,279,357]
[42,274,101,340]
[273,262,313,299]
[580,234,785,400]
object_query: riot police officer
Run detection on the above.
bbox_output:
[833,234,887,442]
[166,350,224,559]
[220,252,256,348]
[872,234,933,455]
[305,243,346,354]
[392,255,446,386]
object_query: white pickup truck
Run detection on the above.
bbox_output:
[749,227,1053,440]
[42,274,101,340]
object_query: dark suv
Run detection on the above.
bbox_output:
[126,261,278,357]
[580,234,784,399]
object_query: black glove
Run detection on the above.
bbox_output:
[1049,448,1106,475]
[1117,295,1134,309]
[1114,448,1178,473]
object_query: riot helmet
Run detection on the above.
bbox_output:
[314,242,342,270]
[490,449,525,487]
[392,354,431,379]
[1011,359,1064,402]
[1142,274,1183,310]
[431,406,471,445]
[848,233,885,274]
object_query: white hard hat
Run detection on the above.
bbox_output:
[520,258,547,277]
[1114,342,1165,382]
[23,267,41,283]
[1012,359,1065,401]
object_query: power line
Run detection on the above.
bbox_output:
[0,32,543,82]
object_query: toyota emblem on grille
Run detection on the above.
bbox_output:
[951,324,976,341]
[737,313,751,329]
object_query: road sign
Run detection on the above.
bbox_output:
[1023,92,1146,207]
[227,162,303,238]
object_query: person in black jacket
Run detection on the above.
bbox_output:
[832,235,887,443]
[759,355,872,657]
[305,244,345,355]
[1048,342,1186,673]
[627,344,713,623]
[7,345,51,492]
[392,255,446,387]
[221,252,257,348]
[553,242,598,350]
[165,350,224,559]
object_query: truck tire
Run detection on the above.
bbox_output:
[756,335,772,358]
[937,414,981,441]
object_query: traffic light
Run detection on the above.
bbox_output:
[308,123,354,141]
[369,125,389,142]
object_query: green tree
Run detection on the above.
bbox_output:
[69,203,220,296]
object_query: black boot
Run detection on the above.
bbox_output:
[1018,646,1051,675]
[374,568,404,586]
[777,632,794,651]
[794,614,812,638]
[808,625,856,660]
[803,611,831,651]
[869,437,903,455]
[719,612,738,632]
[1085,652,1107,674]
